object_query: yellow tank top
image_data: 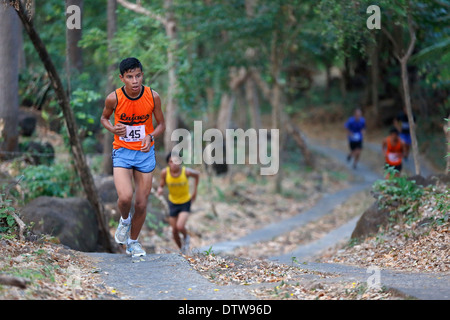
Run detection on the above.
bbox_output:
[166,166,191,204]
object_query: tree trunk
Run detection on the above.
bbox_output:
[286,122,313,167]
[244,0,261,130]
[216,93,234,135]
[269,34,284,193]
[271,79,283,193]
[12,1,116,253]
[0,4,20,159]
[205,87,215,128]
[445,115,450,174]
[383,11,419,175]
[245,77,261,131]
[102,0,117,175]
[164,0,178,152]
[65,0,83,73]
[400,58,420,175]
[117,0,179,153]
[370,41,379,122]
[216,67,247,134]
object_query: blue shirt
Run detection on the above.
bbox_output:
[345,117,366,142]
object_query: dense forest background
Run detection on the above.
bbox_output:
[0,0,449,205]
[1,0,449,297]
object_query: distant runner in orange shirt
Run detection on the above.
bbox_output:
[382,128,406,178]
[101,57,165,258]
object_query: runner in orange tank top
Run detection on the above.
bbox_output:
[113,85,156,151]
[101,57,166,258]
[382,128,406,178]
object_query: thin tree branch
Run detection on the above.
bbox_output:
[382,28,401,60]
[249,68,271,102]
[10,210,26,241]
[403,11,417,61]
[0,274,29,289]
[117,0,167,25]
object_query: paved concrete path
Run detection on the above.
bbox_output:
[87,139,448,300]
[198,140,381,255]
[270,216,360,264]
[85,252,255,300]
[296,262,450,300]
[198,183,370,254]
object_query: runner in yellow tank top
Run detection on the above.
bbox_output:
[158,154,200,253]
[166,166,191,204]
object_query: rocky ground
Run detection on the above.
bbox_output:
[0,237,119,300]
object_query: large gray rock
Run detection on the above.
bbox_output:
[351,174,449,240]
[95,175,118,204]
[21,196,99,252]
[351,201,390,240]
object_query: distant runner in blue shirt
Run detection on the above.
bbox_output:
[345,108,366,169]
[394,107,416,161]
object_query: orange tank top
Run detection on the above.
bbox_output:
[113,85,155,150]
[385,137,403,166]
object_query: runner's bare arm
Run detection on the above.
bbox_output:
[157,169,167,196]
[140,90,166,152]
[101,92,126,137]
[186,168,200,202]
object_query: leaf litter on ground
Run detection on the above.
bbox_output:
[1,131,447,300]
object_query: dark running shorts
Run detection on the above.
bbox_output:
[168,200,191,217]
[349,141,363,150]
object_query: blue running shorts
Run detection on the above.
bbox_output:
[399,133,412,145]
[112,146,156,173]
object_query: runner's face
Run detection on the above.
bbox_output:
[390,133,399,142]
[120,68,144,95]
[168,157,181,171]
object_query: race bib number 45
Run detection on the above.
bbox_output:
[119,125,145,142]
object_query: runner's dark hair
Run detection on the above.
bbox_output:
[389,127,399,135]
[166,152,184,163]
[119,57,143,75]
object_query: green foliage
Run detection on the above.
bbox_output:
[446,118,450,160]
[373,165,424,223]
[19,163,81,203]
[433,191,450,217]
[316,0,375,57]
[70,87,102,136]
[145,212,167,236]
[0,195,17,237]
[7,254,60,283]
[203,246,216,256]
[374,166,424,203]
[16,0,450,175]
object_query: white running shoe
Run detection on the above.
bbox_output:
[115,218,131,245]
[126,241,146,257]
[181,235,191,254]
